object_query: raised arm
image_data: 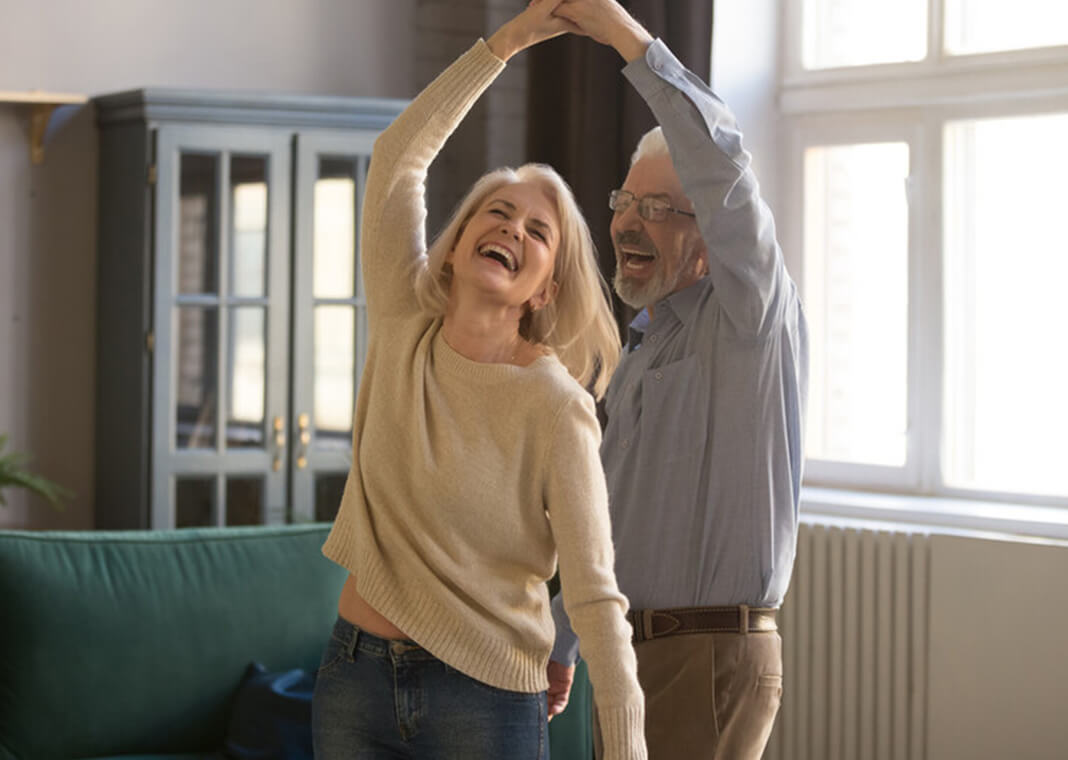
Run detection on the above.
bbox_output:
[360,0,573,318]
[556,0,792,337]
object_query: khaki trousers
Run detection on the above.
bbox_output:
[595,631,783,760]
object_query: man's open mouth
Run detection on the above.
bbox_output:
[620,247,656,270]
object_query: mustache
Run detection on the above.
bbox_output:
[614,230,655,253]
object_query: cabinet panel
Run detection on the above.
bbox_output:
[290,131,377,522]
[93,89,406,528]
[153,125,292,527]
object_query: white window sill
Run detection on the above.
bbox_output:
[801,486,1068,545]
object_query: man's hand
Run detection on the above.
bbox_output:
[553,0,653,62]
[546,660,576,720]
[486,0,577,62]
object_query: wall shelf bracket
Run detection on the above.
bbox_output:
[0,91,89,164]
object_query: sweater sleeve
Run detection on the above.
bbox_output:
[546,394,647,760]
[359,40,505,320]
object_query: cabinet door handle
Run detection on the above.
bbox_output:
[272,416,285,471]
[296,413,310,469]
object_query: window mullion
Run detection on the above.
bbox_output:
[909,116,945,495]
[929,0,946,67]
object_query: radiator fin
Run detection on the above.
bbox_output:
[765,524,930,759]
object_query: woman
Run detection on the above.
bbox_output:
[312,2,646,758]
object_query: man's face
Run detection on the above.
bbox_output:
[610,153,707,310]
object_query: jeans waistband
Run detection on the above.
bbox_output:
[332,616,438,661]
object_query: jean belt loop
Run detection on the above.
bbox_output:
[739,604,750,635]
[349,624,361,660]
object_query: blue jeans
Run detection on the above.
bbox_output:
[312,617,549,759]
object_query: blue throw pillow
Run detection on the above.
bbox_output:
[223,662,315,760]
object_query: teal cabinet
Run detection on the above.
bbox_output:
[93,89,405,529]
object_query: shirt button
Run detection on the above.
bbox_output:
[649,334,659,343]
[621,438,630,449]
[655,371,663,381]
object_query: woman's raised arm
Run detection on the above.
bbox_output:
[358,0,573,318]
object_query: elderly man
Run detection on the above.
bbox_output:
[547,2,809,758]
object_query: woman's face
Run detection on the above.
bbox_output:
[447,181,560,311]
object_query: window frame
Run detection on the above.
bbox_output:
[779,0,1068,510]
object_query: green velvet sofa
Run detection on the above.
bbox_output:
[0,524,592,760]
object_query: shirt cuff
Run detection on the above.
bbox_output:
[622,38,682,96]
[550,593,582,665]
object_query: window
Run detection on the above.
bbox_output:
[943,0,1068,56]
[803,142,910,468]
[942,112,1068,498]
[802,0,927,69]
[782,0,1068,507]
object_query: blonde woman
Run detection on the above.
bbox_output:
[310,2,646,759]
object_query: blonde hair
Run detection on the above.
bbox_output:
[413,164,620,399]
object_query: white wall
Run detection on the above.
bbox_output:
[0,0,414,96]
[712,0,781,223]
[0,0,416,529]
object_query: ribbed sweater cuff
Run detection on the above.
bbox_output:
[599,704,648,760]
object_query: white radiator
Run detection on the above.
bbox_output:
[764,523,931,760]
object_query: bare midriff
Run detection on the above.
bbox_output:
[337,574,410,640]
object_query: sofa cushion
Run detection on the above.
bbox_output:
[0,524,345,760]
[221,662,314,760]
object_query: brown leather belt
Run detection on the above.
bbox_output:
[627,605,778,643]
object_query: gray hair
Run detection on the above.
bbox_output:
[630,126,670,167]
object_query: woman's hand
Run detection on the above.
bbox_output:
[486,0,576,62]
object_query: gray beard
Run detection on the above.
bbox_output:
[614,262,673,309]
[613,248,699,310]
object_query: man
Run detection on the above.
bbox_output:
[547,2,809,758]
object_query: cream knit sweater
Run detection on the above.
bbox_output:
[320,40,646,758]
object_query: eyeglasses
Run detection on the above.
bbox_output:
[609,190,696,222]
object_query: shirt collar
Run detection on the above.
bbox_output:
[626,309,651,351]
[625,277,708,350]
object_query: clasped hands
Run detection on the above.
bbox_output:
[487,0,653,63]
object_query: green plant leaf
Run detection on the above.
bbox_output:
[0,434,72,510]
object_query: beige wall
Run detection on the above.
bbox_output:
[927,534,1068,759]
[0,0,417,529]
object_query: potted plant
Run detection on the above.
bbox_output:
[0,434,71,509]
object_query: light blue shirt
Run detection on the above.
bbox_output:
[552,39,808,664]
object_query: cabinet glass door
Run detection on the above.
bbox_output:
[153,125,292,527]
[291,131,378,522]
